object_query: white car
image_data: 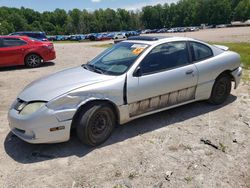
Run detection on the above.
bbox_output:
[8,36,242,146]
[167,28,176,33]
[113,33,126,40]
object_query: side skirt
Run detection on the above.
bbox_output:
[128,86,196,117]
[118,99,197,125]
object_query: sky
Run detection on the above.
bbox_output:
[0,0,178,12]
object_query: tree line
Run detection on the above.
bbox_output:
[0,0,249,35]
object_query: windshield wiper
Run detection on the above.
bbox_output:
[82,64,90,70]
[83,64,105,74]
[93,67,105,74]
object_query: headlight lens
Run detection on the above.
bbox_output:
[20,102,46,115]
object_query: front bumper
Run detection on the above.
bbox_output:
[8,105,72,144]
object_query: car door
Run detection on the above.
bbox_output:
[0,38,27,66]
[188,41,215,100]
[126,41,199,117]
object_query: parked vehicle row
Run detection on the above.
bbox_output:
[48,35,86,41]
[7,27,199,43]
[47,31,139,42]
[9,31,48,41]
[140,27,200,34]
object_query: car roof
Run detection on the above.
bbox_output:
[124,36,199,45]
[11,31,45,34]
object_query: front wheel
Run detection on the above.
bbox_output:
[25,54,42,68]
[76,104,115,146]
[209,74,232,105]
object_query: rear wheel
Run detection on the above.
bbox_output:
[25,54,42,68]
[76,103,115,146]
[209,74,232,105]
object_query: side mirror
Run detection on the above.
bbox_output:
[133,66,142,77]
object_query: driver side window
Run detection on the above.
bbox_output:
[140,41,190,75]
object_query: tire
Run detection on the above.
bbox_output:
[209,74,232,105]
[76,103,115,146]
[25,54,42,68]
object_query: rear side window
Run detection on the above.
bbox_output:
[3,38,27,47]
[140,41,190,75]
[190,42,213,61]
[0,39,4,47]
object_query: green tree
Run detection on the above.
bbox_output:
[0,20,14,34]
[234,0,250,21]
[0,0,248,35]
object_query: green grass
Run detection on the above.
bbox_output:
[212,42,250,69]
[53,39,94,44]
[91,43,113,48]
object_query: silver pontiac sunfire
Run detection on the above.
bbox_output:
[8,36,242,146]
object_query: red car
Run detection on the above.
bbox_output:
[0,36,56,68]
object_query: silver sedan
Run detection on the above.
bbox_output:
[8,36,242,146]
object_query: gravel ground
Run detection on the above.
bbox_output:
[0,27,250,188]
[147,26,250,43]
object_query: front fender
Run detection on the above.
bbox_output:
[49,96,117,122]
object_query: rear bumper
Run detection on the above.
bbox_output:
[43,50,56,62]
[231,67,242,89]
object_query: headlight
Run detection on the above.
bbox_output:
[20,102,46,115]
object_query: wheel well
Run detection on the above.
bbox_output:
[217,70,234,81]
[216,70,236,88]
[71,100,120,129]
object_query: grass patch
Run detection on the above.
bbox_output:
[91,43,113,48]
[184,176,193,183]
[243,70,250,81]
[53,39,95,44]
[212,42,250,69]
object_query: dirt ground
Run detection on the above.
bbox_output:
[147,26,250,43]
[0,27,250,188]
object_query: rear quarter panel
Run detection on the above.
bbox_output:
[23,43,48,61]
[195,51,241,100]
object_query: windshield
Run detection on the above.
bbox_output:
[84,42,149,76]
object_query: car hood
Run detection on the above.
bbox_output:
[18,66,115,102]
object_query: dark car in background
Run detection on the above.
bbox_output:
[9,31,48,41]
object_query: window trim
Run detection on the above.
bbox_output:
[134,41,191,77]
[2,38,28,48]
[189,41,214,63]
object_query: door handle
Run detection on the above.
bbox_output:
[186,70,194,75]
